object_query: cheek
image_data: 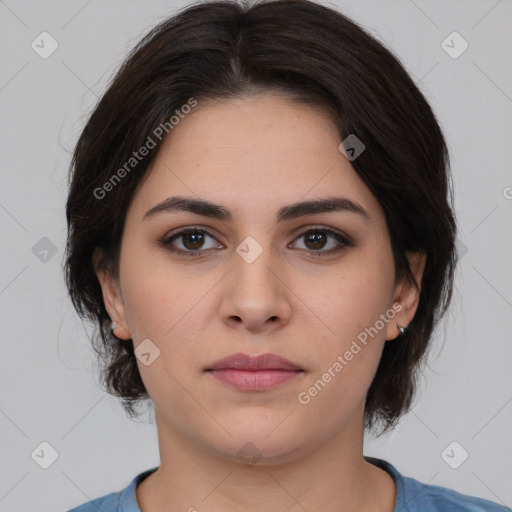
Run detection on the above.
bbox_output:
[299,247,395,389]
[295,275,391,426]
[305,251,394,344]
[119,249,218,376]
[120,275,171,342]
[118,233,198,339]
[119,268,210,405]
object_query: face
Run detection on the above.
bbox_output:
[95,92,423,464]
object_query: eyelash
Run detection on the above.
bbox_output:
[158,226,354,257]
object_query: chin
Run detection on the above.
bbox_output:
[205,419,311,466]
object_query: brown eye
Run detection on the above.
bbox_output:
[291,227,353,255]
[159,225,353,257]
[303,231,328,250]
[161,228,221,255]
[180,230,207,250]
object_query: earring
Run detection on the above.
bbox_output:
[397,323,408,336]
[111,320,117,331]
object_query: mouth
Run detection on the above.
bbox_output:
[207,368,304,391]
[205,352,305,391]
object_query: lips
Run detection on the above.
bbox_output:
[205,352,303,371]
[205,352,304,391]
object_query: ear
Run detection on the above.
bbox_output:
[92,247,131,340]
[386,251,426,341]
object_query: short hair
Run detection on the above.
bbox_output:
[64,0,457,435]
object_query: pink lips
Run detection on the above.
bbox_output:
[205,352,304,391]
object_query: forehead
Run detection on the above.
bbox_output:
[128,93,385,227]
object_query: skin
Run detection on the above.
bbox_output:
[94,92,425,512]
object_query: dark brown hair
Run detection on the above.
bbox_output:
[64,0,457,435]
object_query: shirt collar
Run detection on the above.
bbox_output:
[117,466,158,511]
[117,457,406,512]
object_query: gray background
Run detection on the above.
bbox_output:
[1,0,511,510]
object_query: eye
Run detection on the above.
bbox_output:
[159,228,222,255]
[290,226,353,256]
[158,225,353,257]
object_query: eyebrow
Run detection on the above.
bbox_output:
[143,195,371,223]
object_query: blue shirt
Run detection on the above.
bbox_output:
[66,456,510,511]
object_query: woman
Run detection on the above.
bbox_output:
[64,0,508,510]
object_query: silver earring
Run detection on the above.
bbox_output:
[111,321,117,331]
[397,323,408,336]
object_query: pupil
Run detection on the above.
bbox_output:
[306,232,326,250]
[184,232,204,249]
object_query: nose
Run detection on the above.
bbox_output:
[219,248,293,334]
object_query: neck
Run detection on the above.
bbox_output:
[136,406,396,512]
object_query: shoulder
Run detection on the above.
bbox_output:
[65,490,120,512]
[400,473,509,511]
[365,456,510,512]
[64,466,159,512]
